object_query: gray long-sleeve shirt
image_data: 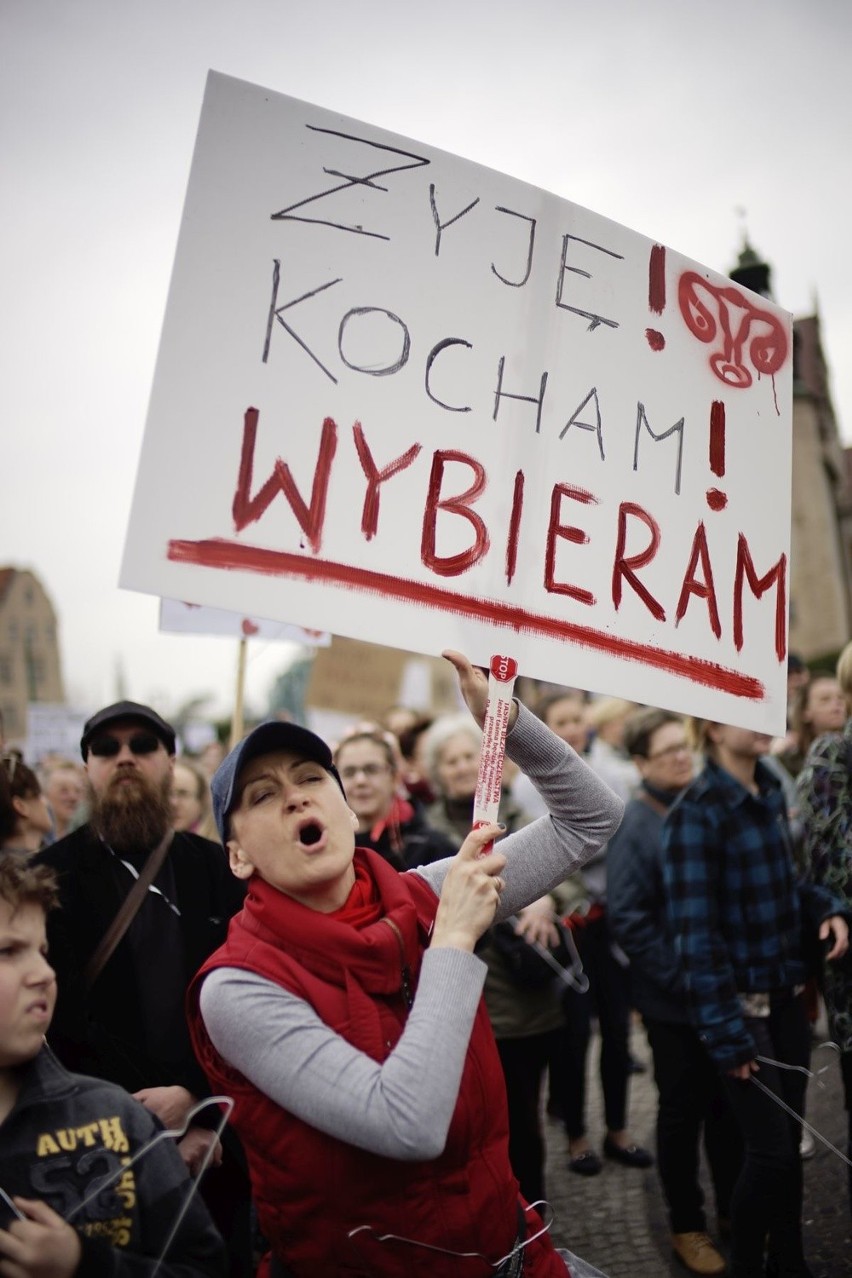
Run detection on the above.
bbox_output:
[199,703,623,1161]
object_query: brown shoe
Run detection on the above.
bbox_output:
[671,1232,727,1275]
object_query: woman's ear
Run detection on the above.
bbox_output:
[348,807,359,831]
[227,839,255,880]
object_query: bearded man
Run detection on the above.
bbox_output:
[36,701,251,1276]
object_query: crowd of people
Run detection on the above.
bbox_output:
[0,642,850,1278]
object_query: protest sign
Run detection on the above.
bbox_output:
[159,598,330,645]
[121,71,792,731]
[25,704,87,763]
[306,636,459,721]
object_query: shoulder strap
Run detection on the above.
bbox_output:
[83,831,173,990]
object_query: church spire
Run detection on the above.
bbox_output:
[729,219,774,299]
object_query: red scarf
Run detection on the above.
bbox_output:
[238,848,429,1007]
[327,856,382,929]
[369,795,415,856]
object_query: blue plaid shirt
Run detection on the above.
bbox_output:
[661,757,837,1071]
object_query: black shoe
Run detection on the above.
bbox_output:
[603,1137,654,1168]
[568,1150,603,1176]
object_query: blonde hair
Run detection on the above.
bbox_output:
[837,641,852,704]
[688,718,718,757]
[586,697,634,730]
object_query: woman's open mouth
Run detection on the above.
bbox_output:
[298,820,324,848]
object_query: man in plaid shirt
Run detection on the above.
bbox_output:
[661,721,848,1278]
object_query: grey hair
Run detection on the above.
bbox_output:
[421,714,482,792]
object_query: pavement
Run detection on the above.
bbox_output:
[542,1018,852,1277]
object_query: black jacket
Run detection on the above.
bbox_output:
[36,826,245,1097]
[606,785,690,1024]
[356,801,458,871]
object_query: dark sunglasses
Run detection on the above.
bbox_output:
[88,731,162,759]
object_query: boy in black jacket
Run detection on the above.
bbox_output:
[0,854,225,1277]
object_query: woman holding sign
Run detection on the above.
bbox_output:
[187,651,623,1278]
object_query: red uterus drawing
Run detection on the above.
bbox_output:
[678,271,788,389]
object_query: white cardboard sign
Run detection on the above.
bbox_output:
[25,704,87,764]
[159,598,330,646]
[121,71,793,732]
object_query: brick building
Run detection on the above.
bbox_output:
[730,245,852,665]
[0,568,65,743]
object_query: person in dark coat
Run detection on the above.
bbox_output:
[608,707,740,1276]
[662,716,849,1278]
[35,701,251,1277]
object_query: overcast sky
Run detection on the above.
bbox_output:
[4,0,851,722]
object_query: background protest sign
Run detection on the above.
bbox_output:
[120,71,793,732]
[159,598,330,646]
[24,704,87,764]
[307,636,459,718]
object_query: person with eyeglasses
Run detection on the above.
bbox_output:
[34,701,253,1277]
[333,731,457,871]
[607,708,740,1276]
[0,752,53,857]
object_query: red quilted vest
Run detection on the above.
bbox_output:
[187,850,565,1277]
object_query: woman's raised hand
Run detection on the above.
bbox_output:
[431,821,507,952]
[442,650,519,732]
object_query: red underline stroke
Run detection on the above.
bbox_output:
[166,538,766,701]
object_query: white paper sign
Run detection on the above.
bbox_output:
[121,71,793,731]
[25,704,87,764]
[159,598,330,645]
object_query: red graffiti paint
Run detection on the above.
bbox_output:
[678,273,788,391]
[648,245,666,314]
[675,523,721,638]
[706,402,728,509]
[420,450,490,576]
[353,423,421,541]
[544,484,598,606]
[232,408,338,554]
[645,246,667,351]
[505,470,525,586]
[166,537,766,701]
[733,533,787,661]
[612,502,665,622]
[709,401,726,477]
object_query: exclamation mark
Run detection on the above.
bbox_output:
[707,400,727,510]
[646,245,666,351]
